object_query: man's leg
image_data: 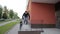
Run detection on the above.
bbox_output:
[25,18,29,24]
[23,17,26,24]
[20,24,21,29]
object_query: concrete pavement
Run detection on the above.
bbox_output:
[5,24,20,34]
[5,24,60,34]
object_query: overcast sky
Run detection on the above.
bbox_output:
[0,0,28,18]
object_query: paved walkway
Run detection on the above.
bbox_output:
[5,23,60,34]
[0,20,17,26]
[41,28,60,34]
[5,24,31,34]
[5,24,20,34]
[21,24,31,31]
[32,28,60,34]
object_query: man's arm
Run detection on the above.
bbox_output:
[28,13,30,20]
[22,13,25,19]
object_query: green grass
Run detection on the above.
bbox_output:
[0,19,15,24]
[0,20,19,34]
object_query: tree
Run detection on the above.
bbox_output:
[2,6,8,19]
[9,9,14,19]
[14,12,19,19]
[2,12,8,19]
[0,5,3,19]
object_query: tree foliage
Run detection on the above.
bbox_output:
[14,12,19,19]
[9,9,14,18]
[0,5,19,19]
[0,5,3,19]
[2,12,8,19]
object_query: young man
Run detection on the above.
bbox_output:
[22,11,30,24]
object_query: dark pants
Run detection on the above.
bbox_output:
[20,21,22,29]
[20,24,22,29]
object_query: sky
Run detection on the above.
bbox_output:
[0,0,28,18]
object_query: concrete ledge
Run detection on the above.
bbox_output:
[31,24,56,28]
[18,31,41,34]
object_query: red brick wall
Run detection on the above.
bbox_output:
[31,2,56,24]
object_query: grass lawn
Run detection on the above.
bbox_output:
[0,20,20,34]
[0,19,18,24]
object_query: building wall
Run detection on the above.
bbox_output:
[31,2,56,24]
